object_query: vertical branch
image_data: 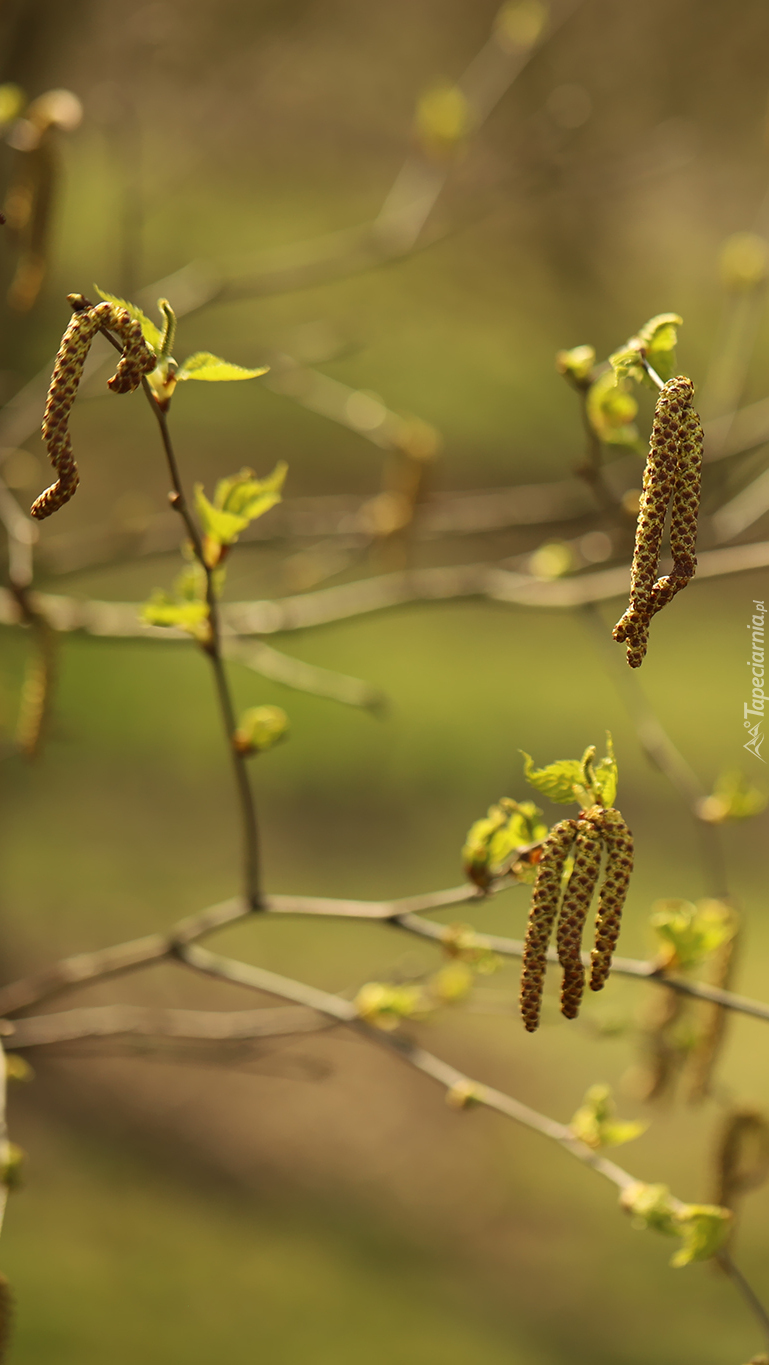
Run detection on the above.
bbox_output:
[716,1250,769,1353]
[140,381,263,911]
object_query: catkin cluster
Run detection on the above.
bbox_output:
[519,805,634,1032]
[613,376,703,668]
[30,295,156,520]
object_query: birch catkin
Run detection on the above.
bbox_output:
[520,819,578,1032]
[613,376,702,668]
[31,296,156,520]
[556,815,603,1020]
[589,808,634,991]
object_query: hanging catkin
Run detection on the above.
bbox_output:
[589,808,634,991]
[556,815,603,1019]
[520,819,578,1032]
[613,376,702,668]
[31,295,156,520]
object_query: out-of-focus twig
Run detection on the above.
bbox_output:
[6,539,769,642]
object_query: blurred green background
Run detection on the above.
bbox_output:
[2,1,769,1361]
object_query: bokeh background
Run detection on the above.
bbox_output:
[1,1,769,1361]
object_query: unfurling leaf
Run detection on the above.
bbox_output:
[570,1084,646,1150]
[586,369,640,450]
[176,352,269,383]
[556,344,595,384]
[669,1204,732,1267]
[619,1182,732,1266]
[141,564,211,643]
[354,982,428,1031]
[697,770,767,824]
[591,732,618,808]
[462,797,547,888]
[636,313,682,383]
[521,753,584,804]
[194,464,287,566]
[620,1182,679,1236]
[651,898,736,972]
[233,705,289,755]
[94,285,161,353]
[523,736,618,809]
[141,591,210,638]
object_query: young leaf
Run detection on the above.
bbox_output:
[586,368,640,449]
[94,285,161,353]
[194,464,287,566]
[592,732,618,807]
[619,1182,679,1237]
[521,752,583,804]
[556,344,596,384]
[176,352,268,383]
[233,705,289,755]
[140,590,209,636]
[651,898,736,972]
[637,313,682,384]
[570,1084,646,1150]
[669,1204,732,1267]
[461,797,547,888]
[697,769,767,824]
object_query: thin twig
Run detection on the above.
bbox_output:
[2,883,769,1025]
[6,538,769,643]
[716,1250,769,1352]
[139,378,263,911]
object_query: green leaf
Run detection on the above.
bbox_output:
[609,345,646,386]
[592,732,618,807]
[354,982,429,1031]
[214,463,287,518]
[140,590,209,635]
[619,1182,679,1237]
[233,705,289,755]
[637,312,682,383]
[651,898,736,972]
[670,1204,732,1267]
[176,352,269,382]
[698,770,767,824]
[521,752,584,805]
[570,1084,646,1150]
[586,368,640,449]
[94,285,161,353]
[462,798,547,888]
[555,344,596,383]
[194,464,287,564]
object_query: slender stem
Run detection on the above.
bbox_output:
[639,354,665,391]
[716,1250,769,1352]
[139,385,263,910]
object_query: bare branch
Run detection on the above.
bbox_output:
[6,539,769,645]
[7,1002,327,1048]
[3,881,769,1027]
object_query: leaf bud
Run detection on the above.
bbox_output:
[233,705,289,756]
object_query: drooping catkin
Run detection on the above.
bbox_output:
[613,376,700,668]
[30,296,156,520]
[520,819,578,1032]
[556,816,603,1019]
[589,808,634,991]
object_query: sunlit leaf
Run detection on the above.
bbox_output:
[94,285,161,352]
[176,352,268,382]
[521,752,583,804]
